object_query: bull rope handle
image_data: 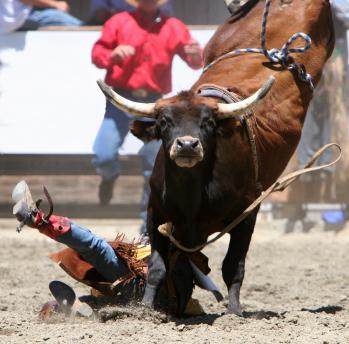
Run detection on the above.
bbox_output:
[158,143,342,253]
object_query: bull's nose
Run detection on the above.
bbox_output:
[170,136,204,167]
[176,137,200,150]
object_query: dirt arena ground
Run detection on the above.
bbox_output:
[0,217,348,344]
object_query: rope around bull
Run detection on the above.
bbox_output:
[203,0,315,90]
[158,143,342,253]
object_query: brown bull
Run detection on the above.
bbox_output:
[98,0,334,315]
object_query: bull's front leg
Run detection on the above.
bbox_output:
[222,209,258,316]
[142,213,169,308]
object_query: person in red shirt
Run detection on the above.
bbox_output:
[91,0,202,237]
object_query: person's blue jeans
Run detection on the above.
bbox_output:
[20,8,82,30]
[57,223,129,282]
[92,101,131,180]
[92,98,161,234]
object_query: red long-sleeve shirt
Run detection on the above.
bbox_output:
[91,10,203,94]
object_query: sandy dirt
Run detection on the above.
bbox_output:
[0,217,348,344]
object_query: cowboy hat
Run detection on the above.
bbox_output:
[125,0,168,7]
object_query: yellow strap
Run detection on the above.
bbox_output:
[135,244,151,260]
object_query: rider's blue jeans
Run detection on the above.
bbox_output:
[57,223,129,282]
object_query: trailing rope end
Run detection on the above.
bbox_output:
[158,222,173,237]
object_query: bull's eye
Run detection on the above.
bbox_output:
[201,118,215,129]
[207,119,215,127]
[159,118,167,129]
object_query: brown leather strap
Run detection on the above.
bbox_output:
[243,115,263,193]
[197,83,243,103]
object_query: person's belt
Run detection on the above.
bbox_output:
[113,88,161,99]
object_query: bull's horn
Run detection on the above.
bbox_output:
[217,76,275,119]
[97,80,156,118]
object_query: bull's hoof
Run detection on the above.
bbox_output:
[141,285,158,308]
[141,297,154,309]
[226,305,243,317]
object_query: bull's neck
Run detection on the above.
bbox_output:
[164,159,207,211]
[164,159,208,247]
[166,159,204,179]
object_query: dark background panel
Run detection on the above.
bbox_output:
[68,0,229,24]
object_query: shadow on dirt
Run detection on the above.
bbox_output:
[242,310,286,319]
[171,309,286,326]
[173,313,221,326]
[300,305,344,314]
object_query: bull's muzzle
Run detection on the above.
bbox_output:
[170,136,204,168]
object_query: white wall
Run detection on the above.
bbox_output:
[0,29,214,154]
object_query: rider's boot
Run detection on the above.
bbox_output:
[12,180,71,240]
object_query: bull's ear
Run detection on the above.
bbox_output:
[130,120,159,142]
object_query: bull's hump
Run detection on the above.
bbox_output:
[204,0,330,66]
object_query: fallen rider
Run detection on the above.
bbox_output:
[12,181,221,318]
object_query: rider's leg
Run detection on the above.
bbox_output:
[13,184,129,283]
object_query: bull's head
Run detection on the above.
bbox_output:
[97,77,274,168]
